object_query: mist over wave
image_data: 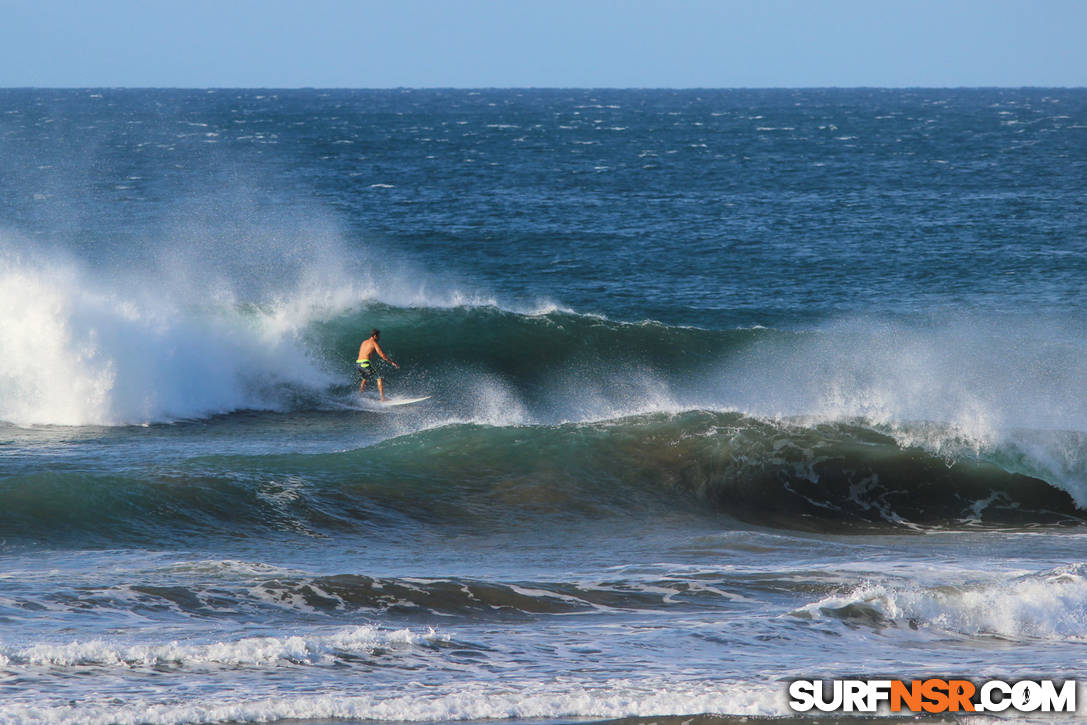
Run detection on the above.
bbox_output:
[5,222,1087,513]
[0,219,547,427]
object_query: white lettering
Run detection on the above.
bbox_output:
[979,680,1011,712]
[788,680,816,712]
[843,680,868,712]
[815,680,843,712]
[867,680,893,711]
[1012,681,1043,712]
[1039,680,1076,712]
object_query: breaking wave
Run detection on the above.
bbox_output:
[2,412,1084,544]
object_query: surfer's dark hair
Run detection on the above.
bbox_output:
[370,328,380,338]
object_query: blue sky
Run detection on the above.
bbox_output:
[2,0,1084,88]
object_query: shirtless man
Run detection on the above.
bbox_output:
[357,328,399,401]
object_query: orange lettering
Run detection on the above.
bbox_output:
[921,679,950,713]
[947,680,976,712]
[890,680,923,712]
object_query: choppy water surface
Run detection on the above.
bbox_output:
[2,88,1087,724]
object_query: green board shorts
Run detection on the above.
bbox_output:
[356,360,380,380]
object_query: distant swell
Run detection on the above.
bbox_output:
[1,412,1083,545]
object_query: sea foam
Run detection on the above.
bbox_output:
[796,563,1087,640]
[0,226,546,427]
[0,625,443,669]
[0,243,333,426]
[0,677,786,725]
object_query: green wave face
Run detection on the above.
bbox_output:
[310,304,773,388]
[3,412,1082,546]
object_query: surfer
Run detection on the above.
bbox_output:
[357,328,399,401]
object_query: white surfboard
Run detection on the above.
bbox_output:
[380,395,431,407]
[323,395,430,411]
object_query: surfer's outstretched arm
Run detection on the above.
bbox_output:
[374,342,399,369]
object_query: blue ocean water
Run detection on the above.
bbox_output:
[1,88,1087,724]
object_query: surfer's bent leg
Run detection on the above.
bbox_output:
[377,377,386,402]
